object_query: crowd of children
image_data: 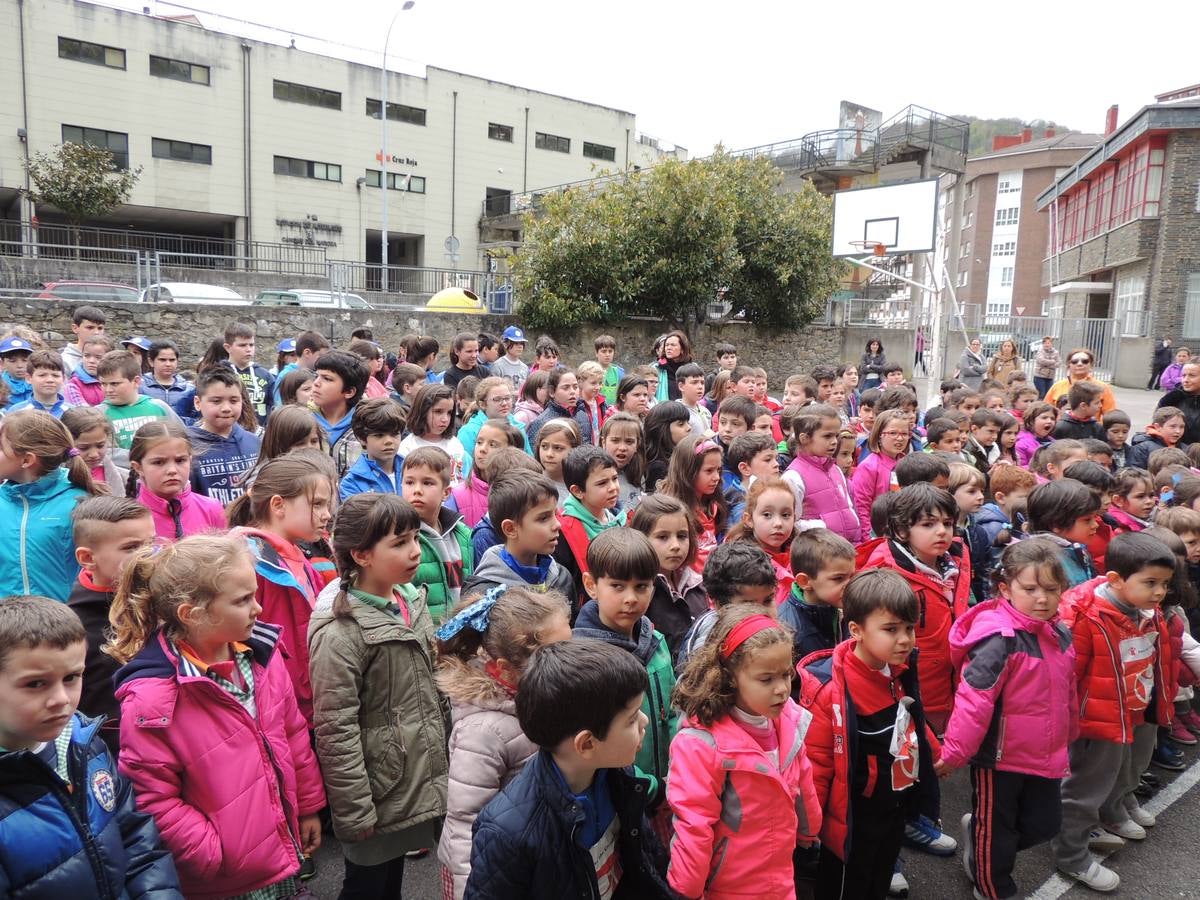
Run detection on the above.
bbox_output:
[1,313,1198,900]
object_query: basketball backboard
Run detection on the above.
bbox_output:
[831,178,939,258]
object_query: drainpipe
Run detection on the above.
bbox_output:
[522,107,529,192]
[17,0,34,255]
[451,90,457,244]
[242,43,252,263]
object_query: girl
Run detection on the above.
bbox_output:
[835,429,857,482]
[668,604,821,900]
[63,405,128,496]
[435,585,572,900]
[448,418,524,528]
[997,412,1020,464]
[839,363,861,417]
[274,338,298,375]
[0,409,100,601]
[661,434,728,572]
[643,401,692,492]
[533,418,581,506]
[458,376,529,477]
[227,449,337,727]
[512,370,548,427]
[783,404,860,544]
[828,381,850,426]
[139,339,195,421]
[240,405,325,488]
[600,411,646,509]
[127,421,225,541]
[1016,401,1056,467]
[527,368,591,447]
[726,478,798,604]
[704,370,732,417]
[348,338,389,399]
[949,462,989,603]
[936,539,1076,900]
[277,367,316,406]
[616,373,653,419]
[309,494,450,898]
[108,535,325,900]
[629,494,706,655]
[400,383,466,484]
[1107,467,1155,533]
[851,409,910,531]
[196,338,229,374]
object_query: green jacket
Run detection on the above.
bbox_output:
[415,506,475,625]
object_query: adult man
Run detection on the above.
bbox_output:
[1159,360,1200,444]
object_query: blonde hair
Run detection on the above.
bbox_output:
[3,409,100,494]
[576,361,604,381]
[948,461,985,493]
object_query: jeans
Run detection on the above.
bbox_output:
[1033,376,1053,399]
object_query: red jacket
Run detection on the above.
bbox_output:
[1085,518,1113,573]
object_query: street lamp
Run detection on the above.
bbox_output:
[380,0,415,293]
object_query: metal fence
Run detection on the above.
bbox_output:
[955,310,1122,383]
[327,261,515,312]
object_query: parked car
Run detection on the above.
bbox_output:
[141,282,247,305]
[254,289,372,310]
[37,281,140,303]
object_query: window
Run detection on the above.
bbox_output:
[995,207,1019,227]
[58,37,125,69]
[964,211,974,229]
[149,55,209,85]
[992,241,1016,256]
[957,271,968,287]
[273,155,341,182]
[488,122,514,142]
[61,125,129,170]
[364,169,425,193]
[152,138,211,164]
[273,79,341,110]
[959,241,970,259]
[998,178,1020,194]
[1186,274,1200,340]
[1116,275,1149,337]
[583,141,616,162]
[535,131,570,153]
[365,99,426,126]
[1000,267,1014,287]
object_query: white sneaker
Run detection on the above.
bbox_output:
[1104,819,1147,841]
[1126,804,1156,828]
[960,813,974,881]
[1087,829,1126,852]
[888,860,909,898]
[1060,859,1120,892]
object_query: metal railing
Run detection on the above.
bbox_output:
[327,260,514,312]
[0,233,144,267]
[825,295,914,328]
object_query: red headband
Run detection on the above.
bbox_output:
[720,614,777,660]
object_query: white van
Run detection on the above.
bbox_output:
[141,282,248,305]
[254,289,372,310]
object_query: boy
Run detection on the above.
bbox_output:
[812,365,838,403]
[882,362,906,387]
[401,446,474,625]
[554,445,626,601]
[470,455,548,563]
[0,595,181,896]
[98,350,180,450]
[925,417,964,454]
[0,335,34,409]
[64,334,111,407]
[962,408,1004,476]
[676,362,712,435]
[1127,406,1186,470]
[724,430,779,524]
[1053,532,1177,892]
[715,394,757,453]
[533,335,560,373]
[477,331,501,366]
[67,497,156,752]
[753,368,780,411]
[1054,381,1107,441]
[465,639,673,900]
[1104,409,1131,467]
[1082,438,1116,471]
[779,528,856,663]
[338,397,405,500]
[311,349,369,478]
[1042,439,1089,481]
[594,334,624,406]
[1026,479,1102,586]
[222,322,275,426]
[728,365,759,399]
[60,305,106,374]
[442,332,492,391]
[10,349,73,417]
[783,374,810,407]
[272,329,331,404]
[976,464,1037,571]
[676,541,778,670]
[799,568,935,900]
[577,361,609,440]
[491,325,529,392]
[387,361,426,418]
[715,341,738,376]
[573,528,678,786]
[187,368,261,504]
[895,452,951,490]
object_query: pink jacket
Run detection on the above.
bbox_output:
[1015,429,1049,467]
[114,627,326,900]
[940,597,1078,779]
[137,483,227,541]
[667,700,821,900]
[449,474,490,528]
[851,451,899,533]
[786,453,861,543]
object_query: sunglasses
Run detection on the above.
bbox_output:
[1069,356,1091,364]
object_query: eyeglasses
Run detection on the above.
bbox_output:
[881,431,909,439]
[1069,357,1091,364]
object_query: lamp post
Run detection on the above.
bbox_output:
[380,0,415,294]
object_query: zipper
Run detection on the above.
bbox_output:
[569,819,600,900]
[48,745,118,900]
[19,494,30,593]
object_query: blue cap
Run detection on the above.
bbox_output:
[0,337,34,355]
[277,338,297,353]
[121,336,152,351]
[501,325,526,342]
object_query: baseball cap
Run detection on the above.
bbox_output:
[277,338,297,353]
[501,326,526,342]
[121,336,152,351]
[0,337,34,355]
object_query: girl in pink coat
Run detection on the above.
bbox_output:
[851,410,910,532]
[127,421,225,541]
[109,534,326,900]
[668,606,821,900]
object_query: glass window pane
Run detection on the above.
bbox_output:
[105,47,125,68]
[109,132,127,152]
[80,42,102,64]
[195,145,211,164]
[59,38,79,58]
[365,170,381,187]
[169,60,189,81]
[192,65,209,85]
[366,99,381,118]
[274,81,288,100]
[274,156,290,175]
[312,163,326,180]
[290,158,306,177]
[152,138,167,158]
[327,165,340,182]
[409,176,425,193]
[62,125,82,143]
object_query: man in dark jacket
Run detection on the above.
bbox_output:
[1158,361,1200,444]
[1150,337,1173,390]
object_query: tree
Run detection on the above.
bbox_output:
[511,150,844,336]
[22,141,142,249]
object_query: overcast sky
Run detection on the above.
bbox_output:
[123,0,1195,156]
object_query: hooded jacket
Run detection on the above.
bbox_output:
[1126,431,1175,470]
[65,366,105,407]
[140,372,196,422]
[223,361,275,425]
[1033,531,1096,587]
[187,424,260,504]
[417,506,475,625]
[786,452,861,543]
[448,474,491,528]
[646,566,708,658]
[974,501,1017,573]
[1015,429,1051,467]
[136,483,226,542]
[512,397,543,427]
[0,467,87,602]
[851,451,899,532]
[338,452,402,502]
[115,626,324,900]
[527,398,593,447]
[778,584,844,665]
[460,544,576,608]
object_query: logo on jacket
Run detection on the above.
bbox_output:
[91,769,117,812]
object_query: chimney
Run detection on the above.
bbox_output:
[1044,128,1056,138]
[1022,128,1033,143]
[1105,105,1119,136]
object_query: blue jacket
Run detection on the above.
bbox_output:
[271,362,298,405]
[471,514,502,564]
[3,371,31,409]
[223,361,275,426]
[464,750,672,900]
[0,467,87,601]
[339,453,402,501]
[778,585,844,666]
[187,424,261,505]
[139,373,196,422]
[975,502,1016,575]
[0,713,182,899]
[457,410,531,477]
[8,394,75,418]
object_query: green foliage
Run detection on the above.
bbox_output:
[22,142,142,230]
[511,151,844,335]
[955,116,1074,158]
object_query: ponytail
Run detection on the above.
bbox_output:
[104,545,164,663]
[125,462,142,499]
[65,452,101,495]
[3,409,101,495]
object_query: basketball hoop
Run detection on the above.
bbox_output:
[849,240,888,258]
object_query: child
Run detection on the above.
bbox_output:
[594,333,624,406]
[464,639,673,899]
[925,417,964,453]
[669,604,822,899]
[937,538,1077,900]
[725,430,780,524]
[962,408,1003,476]
[1039,439,1089,481]
[10,348,73,417]
[1026,479,1101,587]
[311,349,369,478]
[127,421,224,540]
[554,445,627,601]
[274,338,297,375]
[575,361,609,442]
[240,405,324,488]
[402,446,475,624]
[0,594,182,897]
[676,362,712,435]
[1054,381,1107,441]
[401,382,467,484]
[458,377,531,478]
[227,450,337,725]
[714,394,757,452]
[1127,406,1187,470]
[339,397,406,500]
[513,370,548,426]
[222,322,275,425]
[835,429,857,481]
[309,493,450,897]
[448,418,523,527]
[534,417,582,506]
[779,527,856,663]
[643,401,692,491]
[435,585,572,899]
[59,304,106,373]
[98,351,180,450]
[852,409,910,530]
[0,335,33,409]
[109,535,325,899]
[1052,532,1177,892]
[272,329,331,404]
[629,494,707,655]
[64,333,111,408]
[63,405,128,496]
[0,409,100,601]
[726,477,798,603]
[1145,518,1200,750]
[532,334,560,373]
[1083,438,1115,471]
[1105,409,1132,468]
[528,368,591,447]
[950,462,990,601]
[784,403,860,543]
[140,339,195,421]
[799,569,936,900]
[185,367,261,504]
[856,388,880,437]
[388,362,426,416]
[1108,467,1156,533]
[1159,346,1191,392]
[996,413,1019,464]
[662,434,728,572]
[976,464,1036,570]
[573,528,678,786]
[896,452,952,491]
[278,367,316,406]
[1009,384,1039,418]
[442,331,492,392]
[490,325,529,392]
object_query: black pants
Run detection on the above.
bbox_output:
[967,767,1060,899]
[339,856,405,900]
[1149,365,1166,390]
[815,803,904,900]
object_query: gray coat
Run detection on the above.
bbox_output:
[956,347,987,390]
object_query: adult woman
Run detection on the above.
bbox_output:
[914,325,928,375]
[655,330,692,403]
[860,339,887,391]
[1044,348,1116,415]
[1033,336,1060,398]
[987,339,1021,384]
[955,338,987,390]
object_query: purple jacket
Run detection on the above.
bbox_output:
[787,453,861,543]
[940,597,1078,779]
[851,451,898,533]
[1015,429,1050,467]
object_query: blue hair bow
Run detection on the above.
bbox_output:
[435,585,505,641]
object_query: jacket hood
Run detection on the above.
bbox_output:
[314,408,355,447]
[974,502,1011,528]
[188,423,260,455]
[435,656,514,712]
[469,544,563,586]
[71,365,99,384]
[573,599,657,665]
[1130,433,1165,450]
[0,467,79,503]
[420,505,466,539]
[113,622,282,694]
[949,596,1063,665]
[309,577,421,639]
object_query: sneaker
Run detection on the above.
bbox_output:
[297,855,316,881]
[1126,804,1156,828]
[903,814,958,856]
[1087,829,1126,852]
[404,848,430,859]
[1170,720,1198,745]
[888,858,908,898]
[1183,708,1200,735]
[1152,744,1187,771]
[1059,858,1120,892]
[1103,819,1146,841]
[972,891,987,900]
[1141,771,1162,788]
[960,813,974,881]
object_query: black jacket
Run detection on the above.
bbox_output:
[1126,432,1172,470]
[1159,388,1200,445]
[778,586,843,668]
[1053,414,1106,443]
[67,577,122,754]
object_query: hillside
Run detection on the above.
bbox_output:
[953,116,1074,158]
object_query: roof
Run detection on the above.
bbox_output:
[970,131,1101,162]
